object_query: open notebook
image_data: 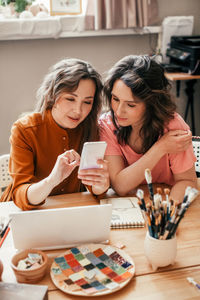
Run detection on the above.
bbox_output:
[100,197,145,229]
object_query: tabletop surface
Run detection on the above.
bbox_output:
[165,72,200,81]
[0,184,200,300]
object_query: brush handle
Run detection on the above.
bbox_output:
[196,283,200,289]
[148,183,154,200]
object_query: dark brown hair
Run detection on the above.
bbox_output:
[35,58,103,151]
[103,55,176,153]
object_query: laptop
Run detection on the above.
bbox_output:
[9,204,112,250]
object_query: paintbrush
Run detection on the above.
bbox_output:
[168,189,198,238]
[187,277,200,290]
[186,188,199,204]
[153,193,161,211]
[156,187,162,196]
[136,189,146,211]
[144,168,154,201]
[164,188,170,220]
[183,186,192,203]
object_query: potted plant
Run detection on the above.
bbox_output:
[0,0,33,13]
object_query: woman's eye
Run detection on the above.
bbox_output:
[65,98,74,101]
[84,101,92,105]
[112,97,119,102]
[128,104,136,108]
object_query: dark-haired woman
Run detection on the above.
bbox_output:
[1,58,109,210]
[100,55,197,202]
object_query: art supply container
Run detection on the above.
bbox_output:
[11,249,48,283]
[144,231,177,271]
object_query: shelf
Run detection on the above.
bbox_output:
[0,16,161,41]
[59,27,161,39]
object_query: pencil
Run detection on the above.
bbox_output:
[0,218,12,238]
[0,227,10,248]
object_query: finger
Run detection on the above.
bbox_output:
[70,160,80,168]
[78,160,108,175]
[97,159,109,170]
[70,149,80,162]
[60,156,79,169]
[67,161,79,174]
[178,132,192,139]
[59,155,70,165]
[78,168,109,178]
[169,129,189,136]
[81,178,103,186]
[64,150,80,164]
[79,172,105,181]
[67,150,77,163]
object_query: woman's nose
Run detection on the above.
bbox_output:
[116,103,124,115]
[73,103,82,115]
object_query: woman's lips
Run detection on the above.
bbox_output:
[116,116,128,122]
[68,116,80,122]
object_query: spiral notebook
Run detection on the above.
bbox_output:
[100,197,144,229]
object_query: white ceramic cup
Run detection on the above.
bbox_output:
[144,231,177,271]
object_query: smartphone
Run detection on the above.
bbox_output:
[79,141,107,170]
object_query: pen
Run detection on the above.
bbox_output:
[0,226,10,248]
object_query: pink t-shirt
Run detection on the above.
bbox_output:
[99,112,196,186]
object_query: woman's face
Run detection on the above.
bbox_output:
[52,79,96,129]
[111,79,146,129]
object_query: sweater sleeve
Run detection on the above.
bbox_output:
[6,123,45,210]
[86,185,108,200]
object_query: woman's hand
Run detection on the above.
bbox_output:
[48,150,80,188]
[157,130,192,155]
[78,159,110,195]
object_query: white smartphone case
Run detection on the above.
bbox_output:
[79,141,107,170]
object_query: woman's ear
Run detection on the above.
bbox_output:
[52,97,59,109]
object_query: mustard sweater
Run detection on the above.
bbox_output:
[1,109,89,210]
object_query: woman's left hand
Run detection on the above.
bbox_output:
[78,159,110,195]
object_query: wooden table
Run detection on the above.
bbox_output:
[165,72,200,135]
[1,184,200,299]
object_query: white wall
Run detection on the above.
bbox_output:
[0,0,200,154]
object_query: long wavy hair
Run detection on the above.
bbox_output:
[35,58,103,151]
[103,55,176,153]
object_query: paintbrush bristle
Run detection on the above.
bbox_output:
[164,188,170,195]
[187,277,195,284]
[187,188,199,203]
[144,168,152,184]
[153,194,161,210]
[136,189,144,199]
[156,188,162,195]
[185,186,192,196]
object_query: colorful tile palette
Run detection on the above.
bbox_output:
[50,243,135,296]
